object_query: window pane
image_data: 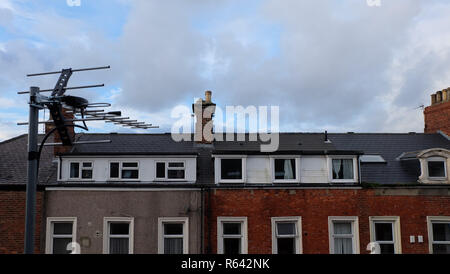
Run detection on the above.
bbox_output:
[433,223,450,241]
[122,162,138,168]
[156,162,165,178]
[53,223,73,235]
[433,244,450,254]
[81,169,93,179]
[168,169,185,179]
[334,238,353,254]
[223,238,241,254]
[334,222,352,235]
[168,162,184,168]
[277,238,295,254]
[82,162,92,168]
[428,161,446,177]
[277,222,296,235]
[375,223,393,241]
[379,244,395,254]
[164,238,183,254]
[70,163,79,178]
[110,238,129,254]
[122,169,138,179]
[164,223,183,235]
[223,223,241,235]
[221,159,242,180]
[53,238,72,254]
[110,163,119,178]
[275,159,296,180]
[332,159,354,180]
[110,223,129,235]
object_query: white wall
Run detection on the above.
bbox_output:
[59,156,197,183]
[216,155,356,184]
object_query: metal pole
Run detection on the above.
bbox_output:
[24,86,40,254]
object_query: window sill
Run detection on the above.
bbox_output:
[107,179,141,182]
[330,180,358,184]
[273,180,300,183]
[153,180,190,183]
[428,177,447,181]
[218,180,246,184]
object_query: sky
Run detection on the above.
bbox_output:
[0,0,450,141]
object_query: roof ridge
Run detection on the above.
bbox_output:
[0,134,27,145]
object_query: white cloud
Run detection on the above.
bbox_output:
[1,0,450,141]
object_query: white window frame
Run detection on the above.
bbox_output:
[45,217,77,254]
[369,216,402,254]
[108,161,140,181]
[214,156,247,184]
[155,161,186,181]
[427,157,447,180]
[427,216,450,254]
[327,156,358,183]
[217,217,248,254]
[271,217,302,254]
[328,216,360,254]
[270,157,300,183]
[158,217,189,254]
[103,217,134,254]
[68,161,94,181]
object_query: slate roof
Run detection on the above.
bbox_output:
[328,133,450,184]
[0,134,57,186]
[0,132,448,186]
[67,133,198,155]
[212,133,361,154]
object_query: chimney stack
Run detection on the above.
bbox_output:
[424,88,450,135]
[192,91,216,144]
[45,106,75,155]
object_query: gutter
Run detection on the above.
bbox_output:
[437,130,450,141]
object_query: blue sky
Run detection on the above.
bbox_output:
[1,0,450,140]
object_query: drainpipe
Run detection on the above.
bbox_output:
[207,187,212,254]
[358,155,362,185]
[200,186,204,254]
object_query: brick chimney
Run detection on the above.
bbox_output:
[424,88,450,135]
[45,107,75,155]
[192,91,216,144]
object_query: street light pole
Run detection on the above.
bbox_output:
[24,86,40,254]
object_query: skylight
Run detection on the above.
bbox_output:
[360,155,386,163]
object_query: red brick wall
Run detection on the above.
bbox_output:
[0,190,44,254]
[424,100,450,135]
[205,188,450,254]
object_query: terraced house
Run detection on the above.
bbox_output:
[0,90,449,254]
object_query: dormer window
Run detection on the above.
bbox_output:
[328,156,358,183]
[332,159,354,180]
[427,157,447,179]
[214,156,247,183]
[271,157,300,183]
[411,148,450,184]
[69,162,93,180]
[155,161,186,181]
[109,161,139,180]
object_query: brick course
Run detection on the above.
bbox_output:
[0,190,44,254]
[205,188,450,254]
[424,100,450,135]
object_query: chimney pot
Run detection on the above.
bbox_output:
[431,94,437,105]
[205,90,212,104]
[443,89,448,102]
[436,91,443,103]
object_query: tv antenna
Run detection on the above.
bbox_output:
[18,65,158,254]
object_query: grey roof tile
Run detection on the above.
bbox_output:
[0,134,57,186]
